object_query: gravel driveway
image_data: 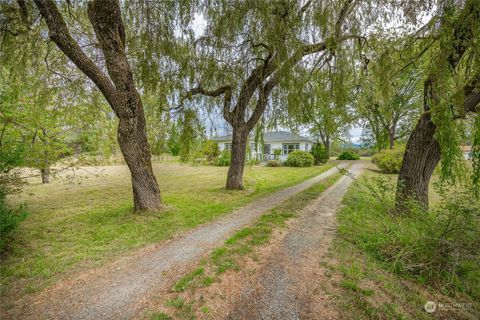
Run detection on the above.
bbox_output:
[226,163,364,320]
[5,164,350,320]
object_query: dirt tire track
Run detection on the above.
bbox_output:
[226,164,364,320]
[3,164,350,320]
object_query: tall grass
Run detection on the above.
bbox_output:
[338,174,480,300]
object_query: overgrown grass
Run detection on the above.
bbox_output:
[149,172,343,319]
[332,171,480,319]
[0,162,333,301]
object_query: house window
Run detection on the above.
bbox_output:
[250,143,256,153]
[282,143,299,155]
[305,143,309,151]
[263,144,271,155]
[224,143,232,150]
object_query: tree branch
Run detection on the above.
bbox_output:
[34,0,118,115]
[186,84,234,123]
[247,75,279,131]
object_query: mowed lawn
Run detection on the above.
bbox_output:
[1,161,333,300]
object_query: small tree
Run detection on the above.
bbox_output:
[202,140,219,163]
[310,143,328,165]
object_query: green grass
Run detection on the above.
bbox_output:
[151,172,343,319]
[170,172,343,294]
[1,162,333,300]
[330,170,480,319]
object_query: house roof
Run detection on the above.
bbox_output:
[212,131,315,143]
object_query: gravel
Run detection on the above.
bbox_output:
[5,164,350,320]
[227,163,364,320]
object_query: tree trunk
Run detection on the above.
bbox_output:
[40,168,50,184]
[388,128,395,149]
[117,113,162,211]
[226,123,248,190]
[34,0,163,212]
[324,137,330,159]
[395,112,441,210]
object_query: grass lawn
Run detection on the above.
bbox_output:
[1,161,333,300]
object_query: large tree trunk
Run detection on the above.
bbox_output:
[34,0,162,211]
[226,123,248,190]
[117,114,162,211]
[395,112,441,210]
[395,0,479,211]
[40,168,50,184]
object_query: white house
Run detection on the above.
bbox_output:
[212,131,315,162]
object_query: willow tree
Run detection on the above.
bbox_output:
[396,0,480,209]
[25,0,166,211]
[356,38,422,150]
[185,0,372,189]
[290,56,354,158]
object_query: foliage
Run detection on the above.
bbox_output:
[0,189,28,252]
[310,143,328,165]
[0,134,28,252]
[178,110,204,163]
[167,122,181,156]
[266,160,281,167]
[356,38,422,151]
[273,149,282,160]
[372,146,405,174]
[213,150,230,166]
[337,150,360,160]
[340,175,480,299]
[246,158,260,166]
[201,140,219,163]
[285,150,314,167]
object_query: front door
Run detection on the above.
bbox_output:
[263,144,271,160]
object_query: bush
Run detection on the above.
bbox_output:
[213,150,231,166]
[202,140,219,163]
[337,150,360,160]
[310,143,328,164]
[285,150,314,167]
[0,189,28,252]
[266,160,281,167]
[272,149,282,160]
[372,147,404,174]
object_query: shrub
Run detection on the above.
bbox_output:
[266,160,281,167]
[337,150,360,160]
[213,150,231,166]
[372,146,404,174]
[285,150,314,167]
[310,143,328,164]
[272,148,282,160]
[0,189,28,252]
[202,140,219,162]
